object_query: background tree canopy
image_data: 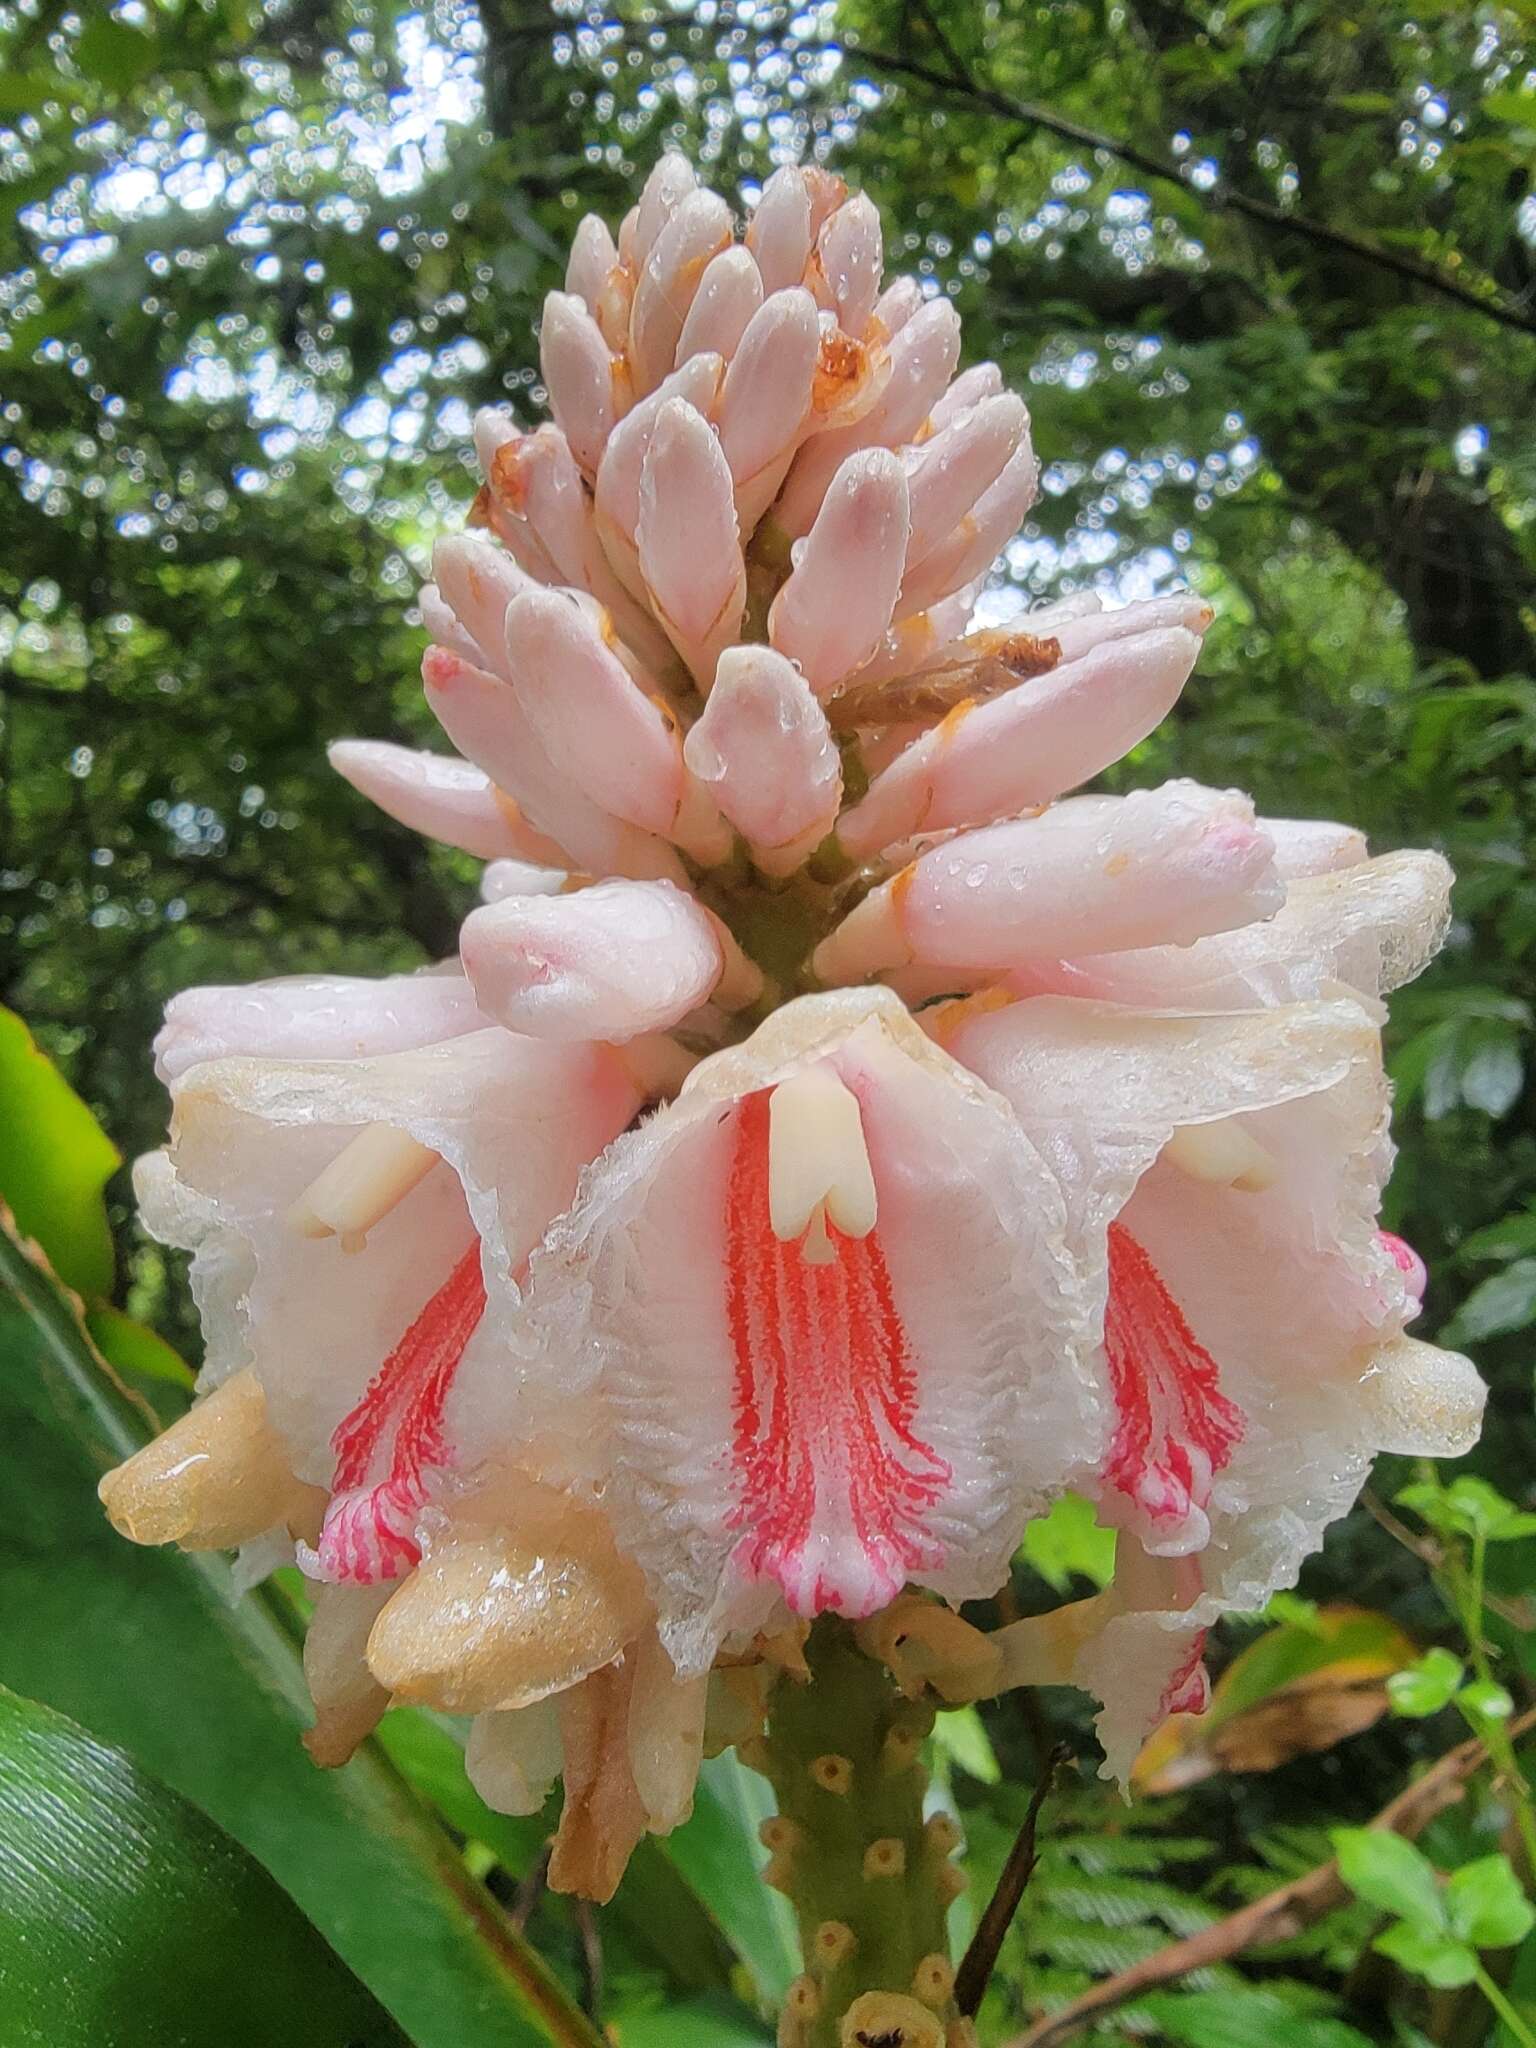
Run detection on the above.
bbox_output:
[2,4,1536,2045]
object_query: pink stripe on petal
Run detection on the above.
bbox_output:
[1102,1224,1243,1557]
[723,1090,950,1620]
[314,1241,487,1586]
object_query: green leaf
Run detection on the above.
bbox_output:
[1332,1829,1444,1930]
[673,1752,800,2001]
[1139,1988,1375,2047]
[1388,1648,1464,1718]
[85,1302,195,1390]
[0,1683,408,2048]
[1019,1492,1116,1593]
[1396,1476,1536,1542]
[0,1007,120,1298]
[1459,1679,1515,1724]
[1373,1920,1479,1988]
[0,1232,602,2048]
[932,1703,1002,1784]
[613,1993,773,2045]
[1442,1260,1536,1345]
[74,16,159,93]
[1445,1855,1536,1950]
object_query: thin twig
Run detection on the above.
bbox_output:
[1363,1487,1536,1632]
[574,1898,605,2023]
[956,1743,1073,2017]
[1000,1707,1536,2048]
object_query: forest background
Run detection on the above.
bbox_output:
[2,4,1535,2046]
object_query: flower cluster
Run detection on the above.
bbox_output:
[102,154,1483,1907]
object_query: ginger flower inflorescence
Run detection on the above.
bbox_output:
[102,153,1483,2037]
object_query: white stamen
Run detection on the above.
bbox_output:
[1163,1117,1278,1192]
[767,1065,878,1254]
[287,1123,441,1244]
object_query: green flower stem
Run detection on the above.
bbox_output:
[1474,1963,1536,2048]
[758,1618,965,2048]
[1451,1527,1536,1877]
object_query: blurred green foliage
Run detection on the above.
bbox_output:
[2,2,1535,2044]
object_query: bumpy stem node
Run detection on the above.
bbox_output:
[761,1618,962,2048]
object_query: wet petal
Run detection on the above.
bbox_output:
[683,645,842,873]
[769,449,910,696]
[154,970,488,1083]
[838,626,1202,856]
[327,738,557,862]
[460,878,734,1041]
[636,398,746,687]
[815,783,1282,982]
[674,244,763,364]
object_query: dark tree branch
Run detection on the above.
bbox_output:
[806,34,1536,338]
[955,1744,1071,2017]
[570,7,1535,337]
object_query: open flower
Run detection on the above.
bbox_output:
[102,153,1483,1920]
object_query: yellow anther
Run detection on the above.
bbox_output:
[810,1753,854,1796]
[863,1837,907,1881]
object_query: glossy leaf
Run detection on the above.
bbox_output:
[0,1229,602,2048]
[0,1683,408,2048]
[0,1005,120,1298]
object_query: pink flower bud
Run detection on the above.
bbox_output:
[461,879,725,1041]
[768,450,910,696]
[593,352,724,597]
[814,783,1281,981]
[632,152,697,268]
[628,188,733,395]
[327,739,557,862]
[503,588,683,839]
[539,291,625,477]
[423,643,684,884]
[902,392,1030,576]
[674,246,763,366]
[565,213,620,310]
[871,275,923,338]
[716,288,821,524]
[683,646,842,872]
[774,299,962,535]
[746,165,814,292]
[808,193,883,337]
[636,398,746,687]
[926,361,1004,436]
[838,626,1204,856]
[896,433,1039,620]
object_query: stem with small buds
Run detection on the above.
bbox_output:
[757,1618,972,2048]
